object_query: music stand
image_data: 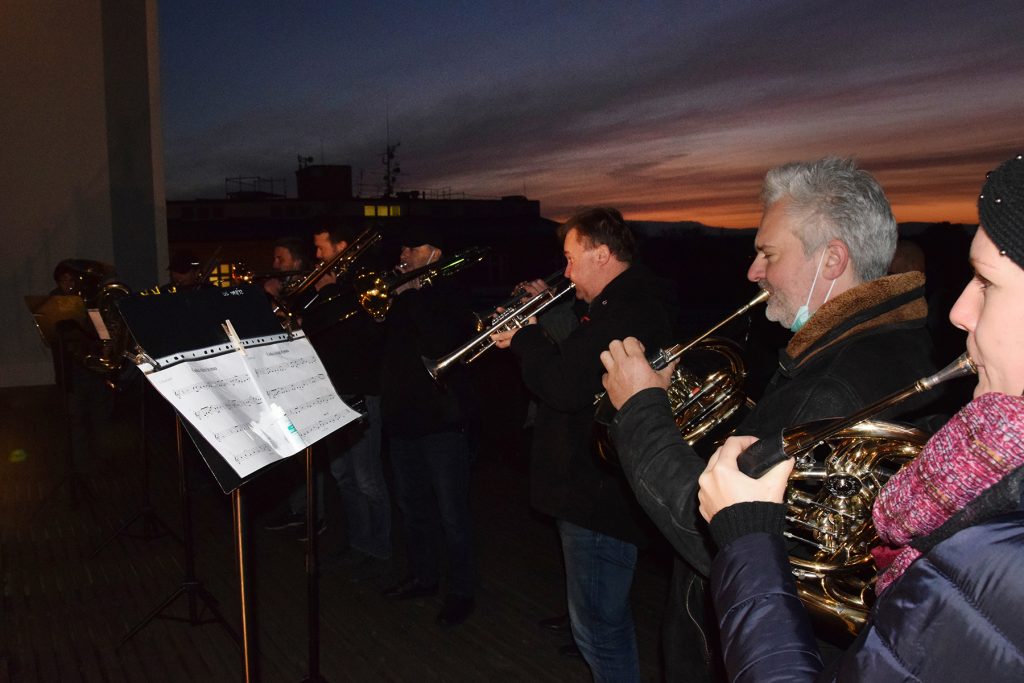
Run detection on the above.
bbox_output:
[88,371,178,558]
[116,285,359,682]
[24,294,95,512]
[118,415,239,649]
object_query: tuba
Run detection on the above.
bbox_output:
[83,281,134,376]
[737,353,977,638]
[595,290,769,461]
[423,278,576,381]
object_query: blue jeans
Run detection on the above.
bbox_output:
[290,395,391,559]
[389,430,475,597]
[329,395,390,559]
[558,519,640,683]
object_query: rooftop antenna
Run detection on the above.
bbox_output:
[382,100,401,198]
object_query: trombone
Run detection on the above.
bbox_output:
[423,278,576,381]
[302,246,491,334]
[284,228,382,307]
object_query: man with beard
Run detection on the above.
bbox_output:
[599,158,945,681]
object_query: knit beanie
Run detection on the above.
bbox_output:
[978,154,1024,269]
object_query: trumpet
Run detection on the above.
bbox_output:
[423,279,576,381]
[472,269,565,333]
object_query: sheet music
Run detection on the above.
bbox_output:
[145,336,360,479]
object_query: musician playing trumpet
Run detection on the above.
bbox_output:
[378,226,480,628]
[600,158,947,681]
[491,208,677,681]
[695,155,1024,682]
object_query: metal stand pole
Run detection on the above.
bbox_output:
[301,445,327,683]
[232,486,257,682]
[34,331,92,516]
[90,374,178,557]
[118,416,239,648]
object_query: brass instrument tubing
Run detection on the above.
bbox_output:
[657,289,770,369]
[789,353,976,455]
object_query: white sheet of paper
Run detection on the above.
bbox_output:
[87,308,111,340]
[145,336,359,479]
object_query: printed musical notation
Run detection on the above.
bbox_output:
[254,356,317,376]
[177,373,251,399]
[144,337,360,480]
[266,373,327,399]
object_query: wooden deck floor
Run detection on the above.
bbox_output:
[0,384,671,682]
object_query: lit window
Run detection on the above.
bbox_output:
[363,204,402,217]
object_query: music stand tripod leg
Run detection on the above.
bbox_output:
[118,416,239,649]
[90,376,179,558]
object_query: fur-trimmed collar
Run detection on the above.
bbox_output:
[785,271,928,370]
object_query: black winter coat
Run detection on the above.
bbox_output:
[711,508,1024,682]
[381,280,477,438]
[610,272,942,575]
[511,264,676,545]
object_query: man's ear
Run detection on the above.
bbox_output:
[823,239,850,280]
[594,243,612,266]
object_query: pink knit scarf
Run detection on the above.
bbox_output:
[871,392,1024,594]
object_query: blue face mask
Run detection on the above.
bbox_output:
[790,248,837,332]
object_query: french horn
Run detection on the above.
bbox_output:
[594,290,769,461]
[738,353,977,638]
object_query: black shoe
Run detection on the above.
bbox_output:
[538,613,571,632]
[558,643,583,659]
[264,511,305,531]
[296,518,327,541]
[381,576,439,600]
[436,594,475,627]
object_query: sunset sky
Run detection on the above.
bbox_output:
[159,1,1023,228]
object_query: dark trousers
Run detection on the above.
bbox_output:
[389,429,475,597]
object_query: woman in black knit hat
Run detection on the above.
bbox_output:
[697,154,1024,682]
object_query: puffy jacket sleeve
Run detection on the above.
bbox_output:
[610,387,715,574]
[711,530,823,682]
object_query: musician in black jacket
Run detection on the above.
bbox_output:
[492,208,676,682]
[379,227,479,627]
[600,158,945,681]
[266,225,391,578]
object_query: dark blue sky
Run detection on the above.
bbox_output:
[159,0,1024,226]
